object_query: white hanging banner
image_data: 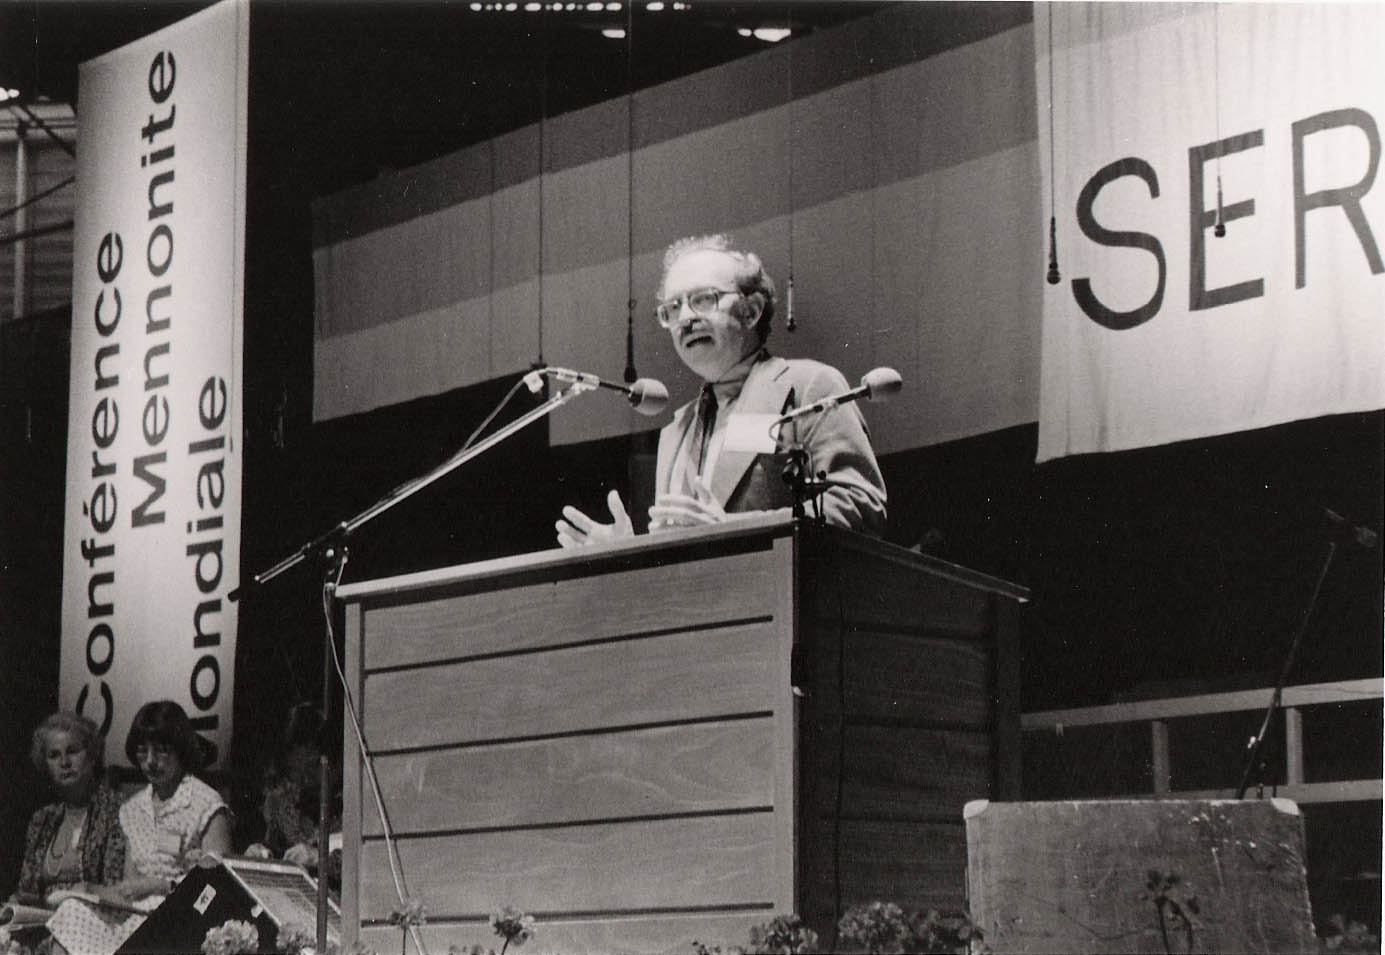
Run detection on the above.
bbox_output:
[60,0,247,767]
[1036,3,1385,462]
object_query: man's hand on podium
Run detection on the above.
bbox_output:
[556,489,635,548]
[648,477,728,531]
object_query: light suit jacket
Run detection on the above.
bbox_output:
[654,355,887,536]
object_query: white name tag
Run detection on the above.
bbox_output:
[193,885,217,914]
[723,412,779,454]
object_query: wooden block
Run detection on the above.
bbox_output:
[363,623,781,749]
[357,814,779,920]
[840,631,991,726]
[833,725,992,818]
[366,718,775,834]
[363,549,784,668]
[801,818,968,915]
[803,545,993,637]
[965,799,1317,954]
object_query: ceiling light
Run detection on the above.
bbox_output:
[525,2,541,9]
[753,27,790,42]
[602,27,626,38]
[606,2,621,9]
[646,1,664,9]
[737,27,751,37]
[469,2,482,9]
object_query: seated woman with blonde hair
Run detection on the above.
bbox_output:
[10,712,126,907]
[46,701,233,955]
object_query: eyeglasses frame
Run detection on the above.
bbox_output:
[654,286,744,329]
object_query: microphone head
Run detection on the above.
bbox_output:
[627,378,670,416]
[861,367,903,400]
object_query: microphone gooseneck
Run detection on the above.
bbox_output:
[773,367,903,427]
[530,366,669,416]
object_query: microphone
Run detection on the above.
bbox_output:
[1323,507,1380,550]
[774,367,903,426]
[525,366,670,416]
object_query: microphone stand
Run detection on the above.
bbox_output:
[231,376,595,953]
[1234,535,1343,800]
[776,417,829,526]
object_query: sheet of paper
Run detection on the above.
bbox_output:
[724,412,778,454]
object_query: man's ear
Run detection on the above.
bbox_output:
[741,292,765,326]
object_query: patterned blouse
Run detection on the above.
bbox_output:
[15,780,127,904]
[118,774,228,887]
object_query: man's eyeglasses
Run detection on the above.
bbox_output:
[654,287,741,329]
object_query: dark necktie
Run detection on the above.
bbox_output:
[695,384,718,476]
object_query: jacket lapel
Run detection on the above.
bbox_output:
[709,355,794,506]
[655,400,696,498]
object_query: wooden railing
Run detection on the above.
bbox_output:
[1021,678,1383,804]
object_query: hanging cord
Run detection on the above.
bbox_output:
[867,9,877,350]
[1213,3,1226,237]
[535,7,548,367]
[623,0,638,383]
[461,375,534,453]
[1045,6,1061,285]
[784,8,797,332]
[321,561,428,955]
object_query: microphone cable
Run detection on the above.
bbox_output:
[321,556,429,954]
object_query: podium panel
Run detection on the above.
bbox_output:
[336,515,1026,954]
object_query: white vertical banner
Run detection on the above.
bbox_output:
[1036,3,1385,462]
[61,0,247,767]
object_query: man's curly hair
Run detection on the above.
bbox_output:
[660,234,777,343]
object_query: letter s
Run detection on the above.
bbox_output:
[1072,157,1167,330]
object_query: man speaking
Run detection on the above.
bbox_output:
[556,234,887,546]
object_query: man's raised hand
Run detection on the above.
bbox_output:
[556,489,635,548]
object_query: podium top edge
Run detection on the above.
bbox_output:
[334,512,1030,603]
[809,523,1030,601]
[334,511,795,600]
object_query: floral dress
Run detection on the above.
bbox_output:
[46,775,228,955]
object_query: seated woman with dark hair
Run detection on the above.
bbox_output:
[247,702,343,889]
[115,700,233,897]
[46,701,233,955]
[10,712,126,907]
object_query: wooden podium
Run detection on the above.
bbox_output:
[334,514,1027,954]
